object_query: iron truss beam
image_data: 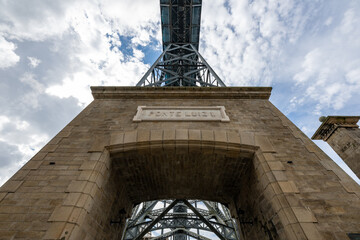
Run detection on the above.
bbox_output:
[136,44,226,87]
[160,0,202,50]
[122,199,240,240]
[150,228,212,240]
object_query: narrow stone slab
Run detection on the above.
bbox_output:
[0,181,23,193]
[91,86,272,99]
[133,106,230,122]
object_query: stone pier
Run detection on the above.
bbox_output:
[0,87,360,239]
[312,116,360,179]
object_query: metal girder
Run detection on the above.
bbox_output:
[133,200,180,240]
[160,0,202,50]
[150,228,212,240]
[182,200,226,240]
[129,217,234,233]
[136,44,226,87]
[122,200,240,240]
[128,201,159,228]
[136,0,225,87]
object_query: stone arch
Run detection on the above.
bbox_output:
[55,129,297,240]
[108,136,257,205]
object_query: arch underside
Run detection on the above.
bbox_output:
[101,139,266,240]
[110,142,255,205]
[69,135,292,240]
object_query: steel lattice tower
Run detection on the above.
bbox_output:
[136,0,225,87]
[124,1,239,239]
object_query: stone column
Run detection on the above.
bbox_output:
[312,116,360,178]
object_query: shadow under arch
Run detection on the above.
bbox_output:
[108,139,258,205]
[76,132,280,240]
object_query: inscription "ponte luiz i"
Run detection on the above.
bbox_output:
[133,106,230,122]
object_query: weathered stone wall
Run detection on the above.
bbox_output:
[327,127,360,178]
[0,87,359,240]
[312,116,360,180]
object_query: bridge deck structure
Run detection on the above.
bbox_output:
[160,0,202,50]
[137,0,225,88]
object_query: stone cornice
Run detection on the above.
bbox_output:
[312,116,360,140]
[91,86,272,100]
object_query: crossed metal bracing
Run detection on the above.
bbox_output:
[123,199,240,240]
[136,44,226,87]
[136,0,225,87]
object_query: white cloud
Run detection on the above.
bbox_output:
[200,0,311,86]
[346,69,360,84]
[133,48,145,60]
[0,36,20,68]
[0,115,10,132]
[340,8,357,34]
[25,0,159,105]
[0,130,48,185]
[17,133,48,159]
[324,17,333,26]
[290,4,360,114]
[0,115,49,185]
[15,120,30,131]
[19,73,45,109]
[46,74,94,106]
[45,47,149,106]
[0,0,359,187]
[0,0,71,41]
[27,56,41,68]
[293,48,322,84]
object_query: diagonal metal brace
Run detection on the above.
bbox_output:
[183,199,227,240]
[133,199,180,240]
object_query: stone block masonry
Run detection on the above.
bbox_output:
[312,116,360,179]
[0,87,359,240]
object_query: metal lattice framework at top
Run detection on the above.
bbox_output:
[126,1,234,239]
[136,0,226,87]
[136,44,225,87]
[122,199,240,240]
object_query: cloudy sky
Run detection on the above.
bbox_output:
[0,0,359,186]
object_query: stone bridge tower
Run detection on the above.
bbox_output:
[313,116,360,179]
[1,0,360,239]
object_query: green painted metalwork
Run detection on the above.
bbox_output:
[160,0,202,50]
[136,0,226,86]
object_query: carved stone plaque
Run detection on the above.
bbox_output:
[133,106,230,122]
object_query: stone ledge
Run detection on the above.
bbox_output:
[106,129,262,156]
[312,116,360,140]
[91,86,272,100]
